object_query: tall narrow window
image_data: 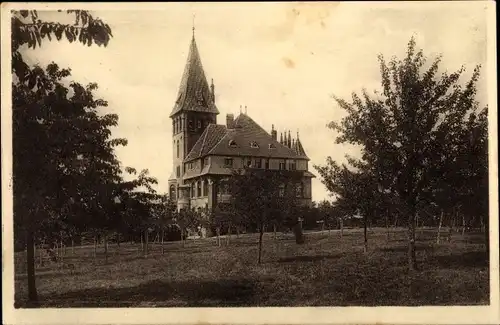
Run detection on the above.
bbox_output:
[176,166,180,178]
[170,185,177,200]
[197,182,202,197]
[296,183,303,198]
[279,160,286,170]
[265,159,269,169]
[290,160,297,171]
[279,184,285,197]
[176,141,179,158]
[255,158,262,168]
[203,181,208,197]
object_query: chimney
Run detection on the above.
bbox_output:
[210,79,215,104]
[226,114,235,129]
[271,124,277,141]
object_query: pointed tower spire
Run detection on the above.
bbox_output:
[280,132,283,144]
[192,13,196,39]
[170,24,219,118]
[295,129,308,158]
[288,130,292,147]
[210,78,215,104]
[284,131,288,147]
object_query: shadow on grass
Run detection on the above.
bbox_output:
[278,254,341,263]
[16,278,259,308]
[433,251,489,269]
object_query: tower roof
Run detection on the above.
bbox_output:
[170,35,219,117]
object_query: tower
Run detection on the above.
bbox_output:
[169,28,219,208]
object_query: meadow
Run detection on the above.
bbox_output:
[14,227,489,307]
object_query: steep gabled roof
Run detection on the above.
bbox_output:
[185,124,227,161]
[170,36,219,117]
[184,113,310,162]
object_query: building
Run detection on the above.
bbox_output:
[168,31,315,225]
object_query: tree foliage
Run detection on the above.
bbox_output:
[315,37,488,270]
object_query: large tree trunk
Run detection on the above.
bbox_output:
[258,223,264,264]
[26,229,38,303]
[437,210,444,244]
[408,208,417,271]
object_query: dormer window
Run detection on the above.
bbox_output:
[250,141,259,148]
[268,143,276,149]
[229,140,237,148]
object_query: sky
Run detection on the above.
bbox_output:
[21,2,490,202]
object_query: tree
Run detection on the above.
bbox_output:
[11,10,113,303]
[315,37,487,271]
[315,162,382,252]
[228,168,301,264]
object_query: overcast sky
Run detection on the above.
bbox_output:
[21,2,489,202]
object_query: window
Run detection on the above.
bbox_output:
[279,184,285,197]
[203,181,208,197]
[295,183,303,198]
[176,166,181,177]
[245,157,252,168]
[269,143,276,149]
[265,159,269,169]
[197,182,202,197]
[228,140,237,148]
[189,119,194,130]
[224,158,233,167]
[255,158,262,168]
[202,157,208,166]
[170,185,177,200]
[176,141,179,158]
[250,141,259,148]
[279,160,286,170]
[197,120,202,129]
[190,184,194,198]
[290,160,297,171]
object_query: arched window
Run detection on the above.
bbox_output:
[169,185,177,201]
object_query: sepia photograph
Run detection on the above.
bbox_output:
[1,1,499,324]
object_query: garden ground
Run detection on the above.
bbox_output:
[14,227,489,307]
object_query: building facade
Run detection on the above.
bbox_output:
[168,32,315,226]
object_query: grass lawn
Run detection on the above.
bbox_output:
[13,227,489,307]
